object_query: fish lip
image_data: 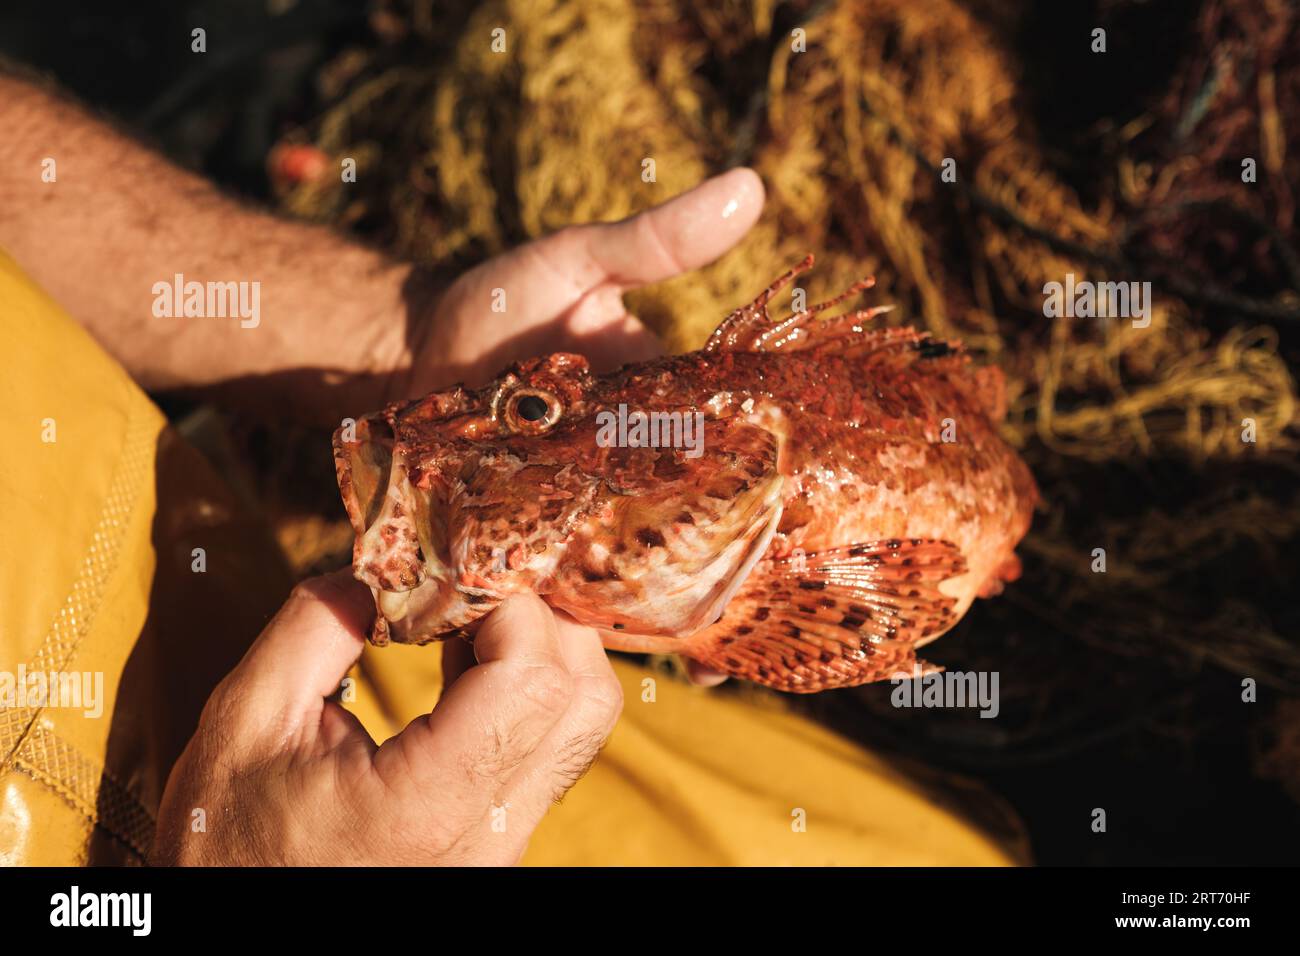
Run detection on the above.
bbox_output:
[333,412,428,619]
[336,413,513,644]
[333,411,395,542]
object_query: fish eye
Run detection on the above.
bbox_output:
[503,387,562,433]
[515,394,550,421]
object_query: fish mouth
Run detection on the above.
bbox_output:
[333,413,395,541]
[334,407,790,648]
[333,414,496,644]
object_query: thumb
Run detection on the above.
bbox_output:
[579,166,766,289]
[230,570,374,733]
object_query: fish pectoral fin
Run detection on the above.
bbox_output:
[683,538,967,693]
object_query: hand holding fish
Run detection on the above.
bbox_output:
[151,172,770,863]
[400,167,766,396]
[152,572,622,865]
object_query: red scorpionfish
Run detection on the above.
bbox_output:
[334,256,1038,692]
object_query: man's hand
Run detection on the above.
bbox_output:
[0,74,764,423]
[405,167,765,396]
[151,573,623,866]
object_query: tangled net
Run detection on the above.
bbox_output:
[261,0,1300,774]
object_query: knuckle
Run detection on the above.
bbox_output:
[515,663,574,715]
[458,724,519,785]
[548,728,608,803]
[197,676,276,752]
[579,673,624,727]
[199,675,243,730]
[286,579,324,608]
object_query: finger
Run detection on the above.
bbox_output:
[498,613,622,830]
[579,166,766,289]
[440,634,477,691]
[426,267,663,391]
[456,168,765,327]
[373,594,573,819]
[426,169,765,390]
[213,570,374,742]
[684,658,730,687]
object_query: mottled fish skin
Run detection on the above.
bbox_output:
[334,255,1038,692]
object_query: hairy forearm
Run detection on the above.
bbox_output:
[0,74,430,422]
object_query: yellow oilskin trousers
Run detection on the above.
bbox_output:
[0,249,1026,866]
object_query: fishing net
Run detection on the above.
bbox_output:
[256,0,1299,786]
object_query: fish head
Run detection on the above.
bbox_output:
[333,352,785,645]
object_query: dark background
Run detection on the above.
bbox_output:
[2,0,1296,865]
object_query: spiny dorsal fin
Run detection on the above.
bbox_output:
[705,255,892,354]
